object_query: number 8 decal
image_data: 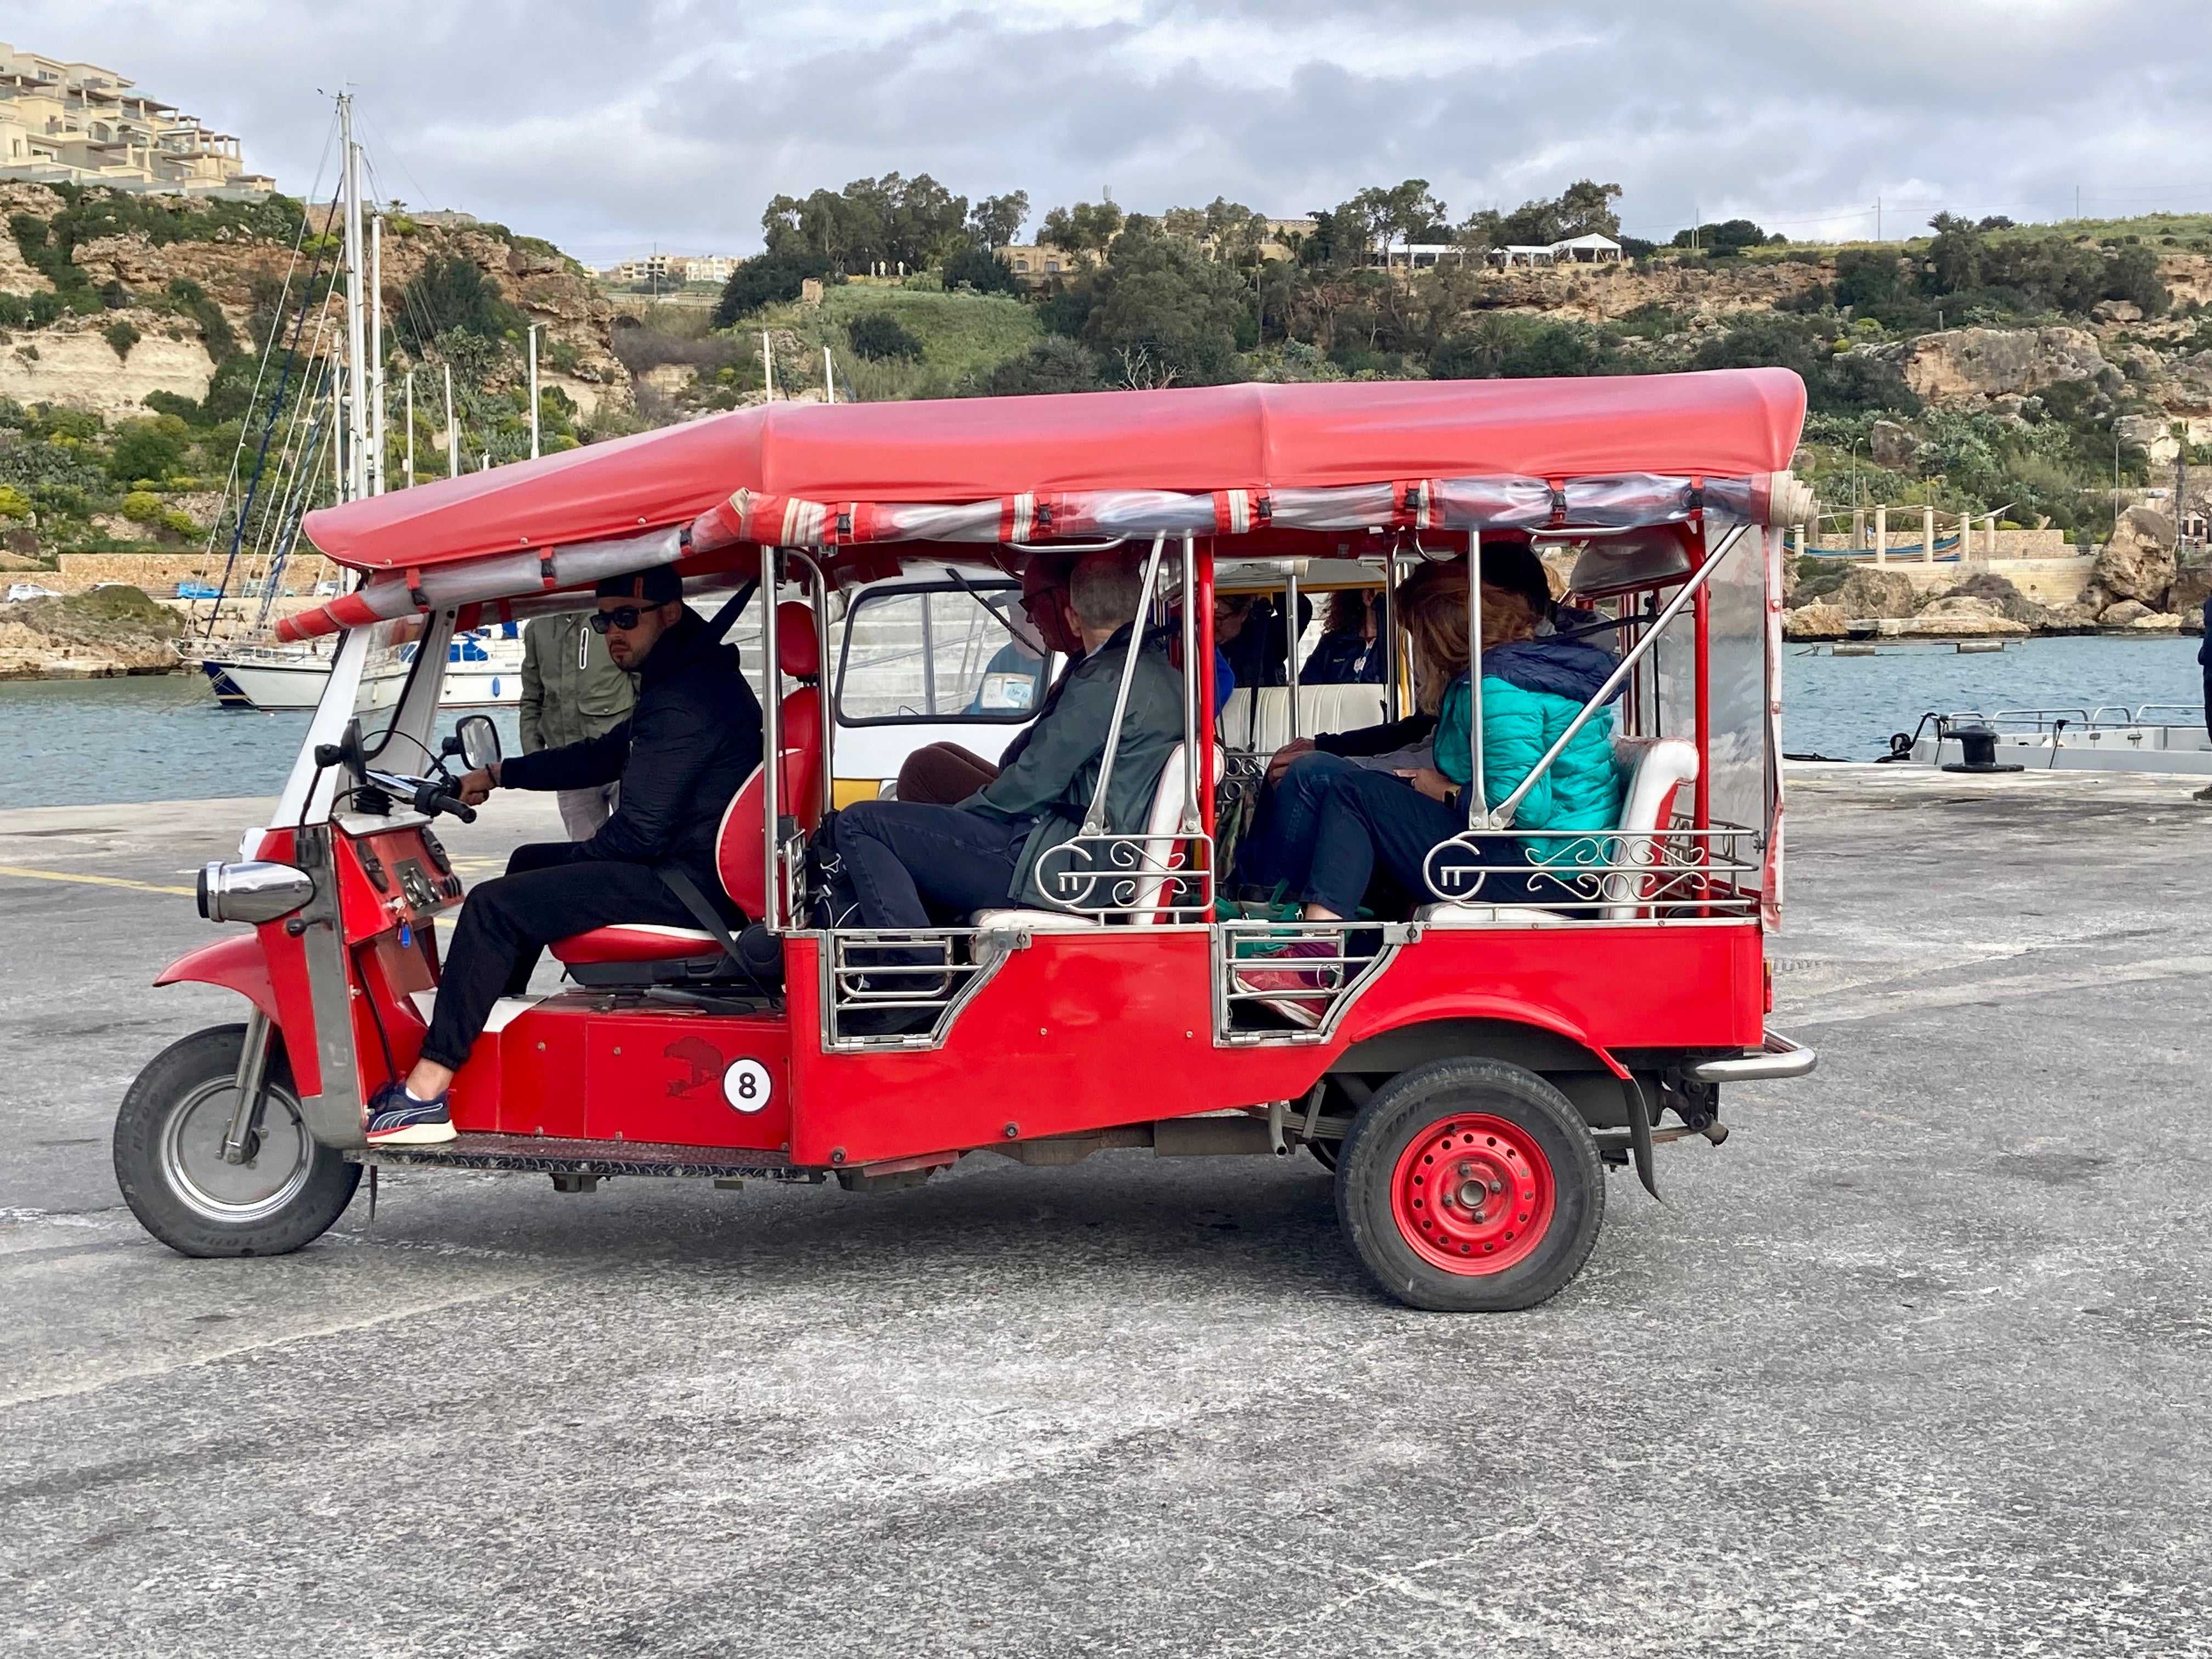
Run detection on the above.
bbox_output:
[723,1058,772,1113]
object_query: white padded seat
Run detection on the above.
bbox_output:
[1221,684,1390,755]
[969,742,1218,929]
[1413,735,1700,926]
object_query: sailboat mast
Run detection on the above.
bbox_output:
[404,369,414,488]
[443,363,458,477]
[339,95,368,504]
[369,213,385,495]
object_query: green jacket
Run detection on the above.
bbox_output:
[962,623,1186,910]
[1435,675,1623,863]
[520,613,638,753]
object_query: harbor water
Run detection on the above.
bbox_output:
[0,634,2203,809]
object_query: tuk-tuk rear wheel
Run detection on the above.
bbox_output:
[114,1023,361,1259]
[1335,1057,1603,1312]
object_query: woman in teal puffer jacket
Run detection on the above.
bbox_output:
[1239,550,1622,1007]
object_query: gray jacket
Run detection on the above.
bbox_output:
[520,613,638,753]
[961,623,1186,910]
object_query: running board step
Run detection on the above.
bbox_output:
[346,1132,805,1181]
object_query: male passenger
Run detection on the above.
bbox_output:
[364,567,763,1144]
[834,549,1183,928]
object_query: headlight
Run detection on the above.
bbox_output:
[199,861,315,924]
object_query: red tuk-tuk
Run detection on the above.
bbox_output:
[116,370,1818,1311]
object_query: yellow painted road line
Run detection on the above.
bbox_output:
[0,865,197,898]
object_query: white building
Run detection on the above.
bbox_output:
[0,41,273,196]
[600,252,742,287]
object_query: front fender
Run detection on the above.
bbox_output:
[155,933,278,1022]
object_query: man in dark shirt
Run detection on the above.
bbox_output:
[364,566,763,1144]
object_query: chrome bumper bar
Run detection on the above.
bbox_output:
[1690,1030,1816,1084]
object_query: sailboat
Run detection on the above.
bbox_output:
[190,94,523,712]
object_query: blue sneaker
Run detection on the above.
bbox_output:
[365,1081,456,1146]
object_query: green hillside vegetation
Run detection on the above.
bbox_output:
[671,174,2211,544]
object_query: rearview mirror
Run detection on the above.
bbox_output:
[454,713,501,771]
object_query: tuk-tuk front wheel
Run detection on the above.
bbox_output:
[114,1023,361,1258]
[1336,1057,1603,1312]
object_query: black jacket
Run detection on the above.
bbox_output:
[499,609,763,901]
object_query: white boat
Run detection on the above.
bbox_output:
[198,626,524,712]
[1892,705,2212,776]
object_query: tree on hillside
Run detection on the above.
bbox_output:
[394,255,522,358]
[968,191,1030,249]
[761,173,971,273]
[713,251,836,325]
[941,244,1021,295]
[1554,180,1624,239]
[1669,218,1775,255]
[1039,200,1124,255]
[1075,219,1254,386]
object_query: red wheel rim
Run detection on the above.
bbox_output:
[1389,1113,1555,1276]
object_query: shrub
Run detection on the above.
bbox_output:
[103,320,141,359]
[972,337,1101,396]
[847,313,924,361]
[0,483,31,520]
[160,509,201,537]
[108,416,189,483]
[941,245,1020,296]
[120,490,163,523]
[712,252,836,325]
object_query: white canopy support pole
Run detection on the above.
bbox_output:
[1284,565,1301,741]
[403,369,413,488]
[369,213,384,495]
[759,543,782,930]
[1466,532,1486,828]
[761,331,775,399]
[527,324,540,459]
[443,363,458,478]
[822,345,836,403]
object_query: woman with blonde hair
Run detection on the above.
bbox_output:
[1239,541,1626,1017]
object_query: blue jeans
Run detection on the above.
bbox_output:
[1238,751,1356,891]
[1302,767,1558,916]
[834,800,1032,929]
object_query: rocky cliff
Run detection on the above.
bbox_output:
[0,183,632,422]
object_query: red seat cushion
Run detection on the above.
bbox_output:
[549,923,722,966]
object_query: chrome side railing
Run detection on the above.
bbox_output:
[1419,823,1763,919]
[821,929,1015,1052]
[1214,919,1410,1046]
[1032,831,1214,922]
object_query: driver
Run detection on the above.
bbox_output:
[364,567,763,1144]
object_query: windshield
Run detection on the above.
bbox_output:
[836,583,1048,724]
[349,615,436,754]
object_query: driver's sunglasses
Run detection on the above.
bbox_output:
[589,606,645,634]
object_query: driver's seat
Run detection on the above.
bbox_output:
[547,600,826,983]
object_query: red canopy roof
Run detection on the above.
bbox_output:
[303,368,1805,573]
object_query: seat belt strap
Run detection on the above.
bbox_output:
[657,865,747,966]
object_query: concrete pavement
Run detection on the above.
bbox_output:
[2,771,2209,1656]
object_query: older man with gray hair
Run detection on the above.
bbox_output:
[833,548,1185,929]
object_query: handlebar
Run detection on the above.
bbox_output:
[416,786,478,825]
[363,768,477,823]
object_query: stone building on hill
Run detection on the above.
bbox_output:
[0,40,273,196]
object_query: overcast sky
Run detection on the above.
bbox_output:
[16,1,2212,263]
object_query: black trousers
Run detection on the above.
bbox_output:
[834,800,1029,929]
[419,843,706,1070]
[1303,767,1555,916]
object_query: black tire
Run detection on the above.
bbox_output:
[114,1023,361,1258]
[1335,1056,1604,1312]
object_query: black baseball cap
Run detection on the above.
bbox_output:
[596,565,684,604]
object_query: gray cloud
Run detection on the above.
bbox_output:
[14,1,2211,261]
